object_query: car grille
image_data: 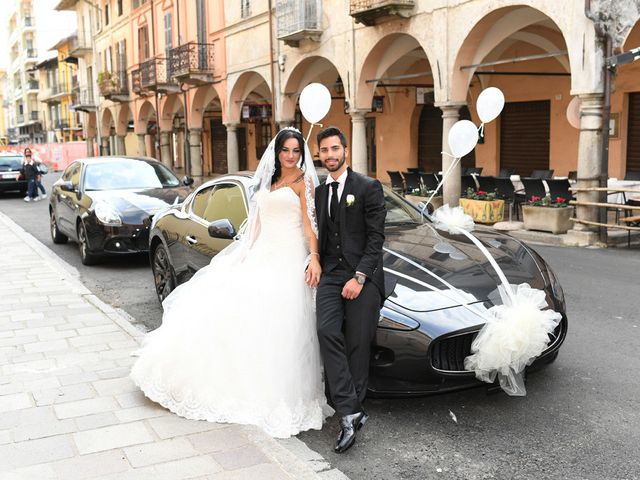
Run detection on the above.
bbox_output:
[430,322,565,373]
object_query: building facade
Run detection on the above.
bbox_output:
[55,0,640,245]
[6,0,43,144]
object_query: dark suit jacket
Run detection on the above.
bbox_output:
[315,168,386,298]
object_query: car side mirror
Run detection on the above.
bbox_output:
[182,176,194,186]
[208,219,236,240]
[59,181,75,192]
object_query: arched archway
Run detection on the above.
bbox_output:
[158,94,186,170]
[99,107,116,155]
[191,85,224,174]
[356,33,437,177]
[227,71,272,170]
[134,100,158,159]
[619,19,640,178]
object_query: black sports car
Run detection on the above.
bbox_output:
[0,153,28,194]
[148,173,567,397]
[49,156,193,265]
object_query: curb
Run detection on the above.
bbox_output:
[0,210,347,479]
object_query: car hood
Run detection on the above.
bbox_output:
[383,222,546,314]
[88,187,192,222]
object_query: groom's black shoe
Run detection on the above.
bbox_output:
[334,411,368,454]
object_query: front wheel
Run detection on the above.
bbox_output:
[77,222,99,266]
[152,243,176,304]
[50,211,68,244]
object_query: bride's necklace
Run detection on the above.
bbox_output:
[273,172,304,191]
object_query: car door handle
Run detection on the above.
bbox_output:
[186,235,198,245]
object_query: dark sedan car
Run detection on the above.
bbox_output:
[0,153,28,195]
[49,156,193,265]
[148,173,567,397]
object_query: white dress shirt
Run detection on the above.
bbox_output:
[325,169,348,210]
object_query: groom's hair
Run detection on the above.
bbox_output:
[271,129,306,185]
[317,127,347,148]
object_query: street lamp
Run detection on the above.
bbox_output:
[606,46,640,69]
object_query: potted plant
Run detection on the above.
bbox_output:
[522,195,572,234]
[404,184,444,212]
[459,188,505,224]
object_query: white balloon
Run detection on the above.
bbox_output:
[566,96,581,129]
[448,120,479,158]
[476,87,505,123]
[299,83,332,124]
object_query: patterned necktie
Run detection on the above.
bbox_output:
[330,182,340,221]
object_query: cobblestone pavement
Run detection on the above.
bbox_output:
[0,211,346,480]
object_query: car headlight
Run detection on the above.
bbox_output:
[94,202,122,226]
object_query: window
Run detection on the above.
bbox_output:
[241,0,250,18]
[164,13,172,55]
[138,26,150,61]
[205,184,248,229]
[104,3,109,25]
[117,0,123,16]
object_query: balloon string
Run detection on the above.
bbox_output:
[305,123,323,143]
[425,153,461,208]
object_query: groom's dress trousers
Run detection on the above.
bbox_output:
[316,170,386,417]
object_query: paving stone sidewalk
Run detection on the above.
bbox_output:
[0,212,346,480]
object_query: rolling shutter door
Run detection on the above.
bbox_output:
[626,92,640,172]
[500,100,550,176]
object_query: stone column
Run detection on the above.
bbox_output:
[116,135,126,156]
[160,131,173,169]
[136,134,147,157]
[437,103,462,207]
[566,93,604,246]
[277,118,295,131]
[225,122,240,174]
[86,136,94,156]
[189,128,203,177]
[350,110,369,175]
[100,137,110,156]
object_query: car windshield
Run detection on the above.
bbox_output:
[0,156,23,170]
[84,159,180,191]
[383,187,424,225]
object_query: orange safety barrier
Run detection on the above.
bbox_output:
[0,142,98,171]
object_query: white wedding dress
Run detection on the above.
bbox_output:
[131,187,331,438]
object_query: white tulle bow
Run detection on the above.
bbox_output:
[432,204,475,234]
[464,283,562,396]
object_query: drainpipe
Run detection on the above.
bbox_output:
[267,0,277,135]
[585,0,612,245]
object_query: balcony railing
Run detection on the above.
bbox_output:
[276,0,323,46]
[168,42,215,85]
[27,80,39,90]
[140,57,179,93]
[98,71,129,101]
[26,48,38,59]
[69,34,92,56]
[72,87,97,112]
[30,111,39,121]
[349,0,415,25]
[17,114,25,124]
[55,120,70,129]
[24,16,34,27]
[132,68,142,94]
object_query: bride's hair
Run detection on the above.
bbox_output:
[271,128,306,186]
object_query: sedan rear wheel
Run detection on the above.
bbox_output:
[151,244,176,303]
[77,222,99,266]
[50,211,68,244]
[152,244,175,304]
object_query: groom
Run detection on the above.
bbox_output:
[314,126,386,453]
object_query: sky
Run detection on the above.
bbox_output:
[0,0,77,70]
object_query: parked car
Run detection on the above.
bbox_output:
[148,173,568,397]
[0,153,28,195]
[49,156,194,265]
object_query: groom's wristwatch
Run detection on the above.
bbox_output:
[354,273,366,285]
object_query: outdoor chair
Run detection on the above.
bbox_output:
[477,176,496,193]
[406,167,422,173]
[463,167,483,175]
[624,170,640,180]
[402,171,422,193]
[521,178,547,203]
[499,168,516,177]
[461,175,477,196]
[493,177,518,220]
[568,170,578,181]
[531,169,554,180]
[546,178,573,202]
[387,171,405,194]
[419,172,439,192]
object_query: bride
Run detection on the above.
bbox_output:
[131,128,331,438]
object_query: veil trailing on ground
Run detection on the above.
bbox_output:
[212,126,319,266]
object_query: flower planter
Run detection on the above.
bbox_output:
[522,205,573,234]
[459,198,504,224]
[404,195,443,212]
